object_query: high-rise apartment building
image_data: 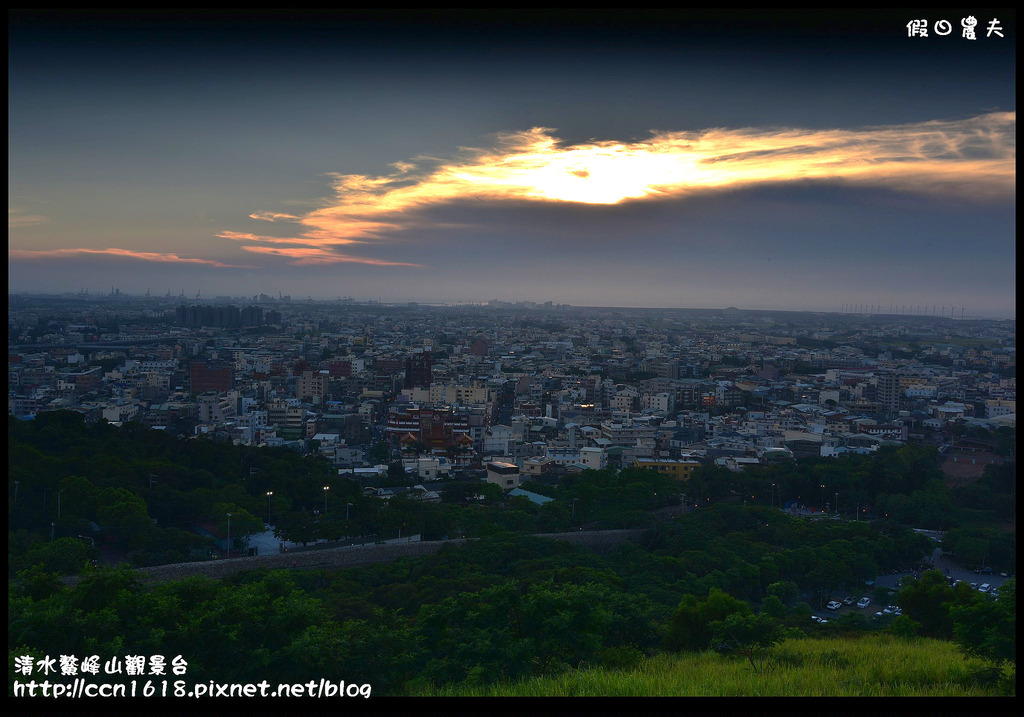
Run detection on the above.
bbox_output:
[875,371,901,415]
[297,369,329,403]
[403,350,432,389]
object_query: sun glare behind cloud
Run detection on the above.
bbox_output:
[232,112,1013,266]
[13,114,1010,271]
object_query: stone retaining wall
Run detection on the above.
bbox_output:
[75,529,648,585]
[136,538,468,582]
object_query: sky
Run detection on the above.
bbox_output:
[8,10,1016,317]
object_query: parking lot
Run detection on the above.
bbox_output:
[874,547,1012,592]
[812,595,897,623]
[810,548,1012,623]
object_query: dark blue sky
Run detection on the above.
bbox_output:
[9,10,1016,316]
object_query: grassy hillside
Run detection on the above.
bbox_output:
[418,634,1009,696]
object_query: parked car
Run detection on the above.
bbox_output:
[979,567,993,575]
[842,596,854,605]
[857,597,871,608]
[978,583,991,592]
[826,600,842,610]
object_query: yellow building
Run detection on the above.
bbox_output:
[633,458,701,480]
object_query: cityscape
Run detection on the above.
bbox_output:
[8,290,1017,699]
[7,292,1017,465]
[8,8,1015,707]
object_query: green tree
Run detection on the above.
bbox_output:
[10,565,65,601]
[387,461,408,484]
[759,594,787,619]
[890,614,922,639]
[665,587,750,652]
[212,504,263,550]
[895,569,975,639]
[96,487,152,541]
[710,612,785,672]
[873,586,895,607]
[416,581,534,686]
[477,482,504,504]
[519,582,614,673]
[949,578,1015,662]
[10,537,93,576]
[367,441,391,464]
[165,571,331,682]
[290,609,424,694]
[274,511,321,547]
[441,482,482,504]
[766,580,799,605]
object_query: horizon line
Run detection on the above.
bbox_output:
[7,291,1015,321]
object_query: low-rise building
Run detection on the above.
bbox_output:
[633,457,701,480]
[485,461,521,490]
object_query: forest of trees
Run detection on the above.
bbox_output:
[10,524,1014,695]
[9,412,1015,576]
[7,412,1016,697]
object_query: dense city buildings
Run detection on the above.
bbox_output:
[8,293,1016,486]
[189,360,234,394]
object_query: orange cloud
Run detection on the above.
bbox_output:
[8,208,48,229]
[9,247,254,268]
[218,229,373,246]
[229,112,1013,260]
[249,211,302,222]
[238,245,421,267]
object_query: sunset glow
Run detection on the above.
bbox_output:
[8,11,1015,315]
[240,113,1014,261]
[9,248,253,269]
[238,245,422,267]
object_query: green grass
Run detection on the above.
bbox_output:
[415,634,1002,696]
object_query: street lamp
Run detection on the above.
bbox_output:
[266,491,273,523]
[57,490,63,519]
[834,492,839,517]
[323,486,330,514]
[820,484,825,513]
[771,483,776,509]
[226,512,232,558]
[346,502,353,521]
